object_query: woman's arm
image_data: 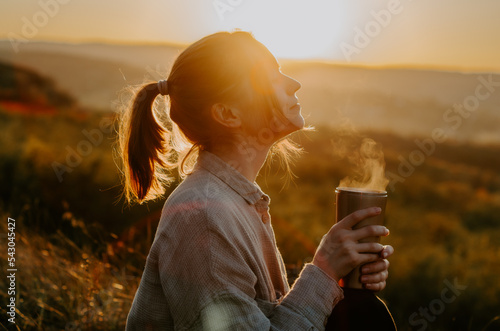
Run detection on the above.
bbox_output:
[155,207,391,330]
[155,207,343,330]
[190,264,343,330]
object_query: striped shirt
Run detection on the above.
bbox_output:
[125,151,343,330]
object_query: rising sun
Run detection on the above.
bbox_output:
[212,1,343,60]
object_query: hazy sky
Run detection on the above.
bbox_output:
[1,0,499,72]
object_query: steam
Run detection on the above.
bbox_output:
[331,128,389,191]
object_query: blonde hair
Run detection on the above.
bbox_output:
[118,31,304,204]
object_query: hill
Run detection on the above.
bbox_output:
[0,41,180,111]
[0,61,75,113]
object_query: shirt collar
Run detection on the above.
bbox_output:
[195,150,269,206]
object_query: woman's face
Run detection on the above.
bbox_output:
[239,52,304,140]
[268,61,304,131]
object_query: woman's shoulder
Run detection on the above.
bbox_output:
[159,168,246,227]
[177,164,251,201]
[165,169,227,206]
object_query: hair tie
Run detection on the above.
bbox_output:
[157,80,169,96]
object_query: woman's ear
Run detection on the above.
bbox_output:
[210,103,242,129]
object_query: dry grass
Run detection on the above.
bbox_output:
[0,210,142,330]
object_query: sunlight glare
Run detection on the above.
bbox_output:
[214,0,342,59]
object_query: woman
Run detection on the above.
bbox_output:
[121,31,394,330]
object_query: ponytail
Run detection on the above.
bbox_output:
[119,82,174,203]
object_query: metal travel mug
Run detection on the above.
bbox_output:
[335,187,387,289]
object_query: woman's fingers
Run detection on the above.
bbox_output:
[338,207,382,229]
[379,245,394,259]
[361,269,388,283]
[361,259,390,274]
[354,252,385,267]
[356,242,385,254]
[360,258,391,292]
[351,225,389,242]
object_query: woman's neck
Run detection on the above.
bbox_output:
[208,142,271,182]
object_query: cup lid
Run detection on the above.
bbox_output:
[335,187,387,195]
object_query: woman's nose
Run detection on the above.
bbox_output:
[287,75,301,94]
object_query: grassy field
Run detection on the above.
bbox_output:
[0,107,499,330]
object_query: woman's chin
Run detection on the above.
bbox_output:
[267,113,305,140]
[283,105,305,130]
[276,116,305,139]
[288,114,305,130]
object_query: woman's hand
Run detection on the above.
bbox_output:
[360,245,394,291]
[312,207,390,283]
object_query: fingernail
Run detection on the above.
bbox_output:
[375,207,382,214]
[384,228,390,236]
[383,251,388,258]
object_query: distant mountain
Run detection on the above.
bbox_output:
[0,61,75,114]
[0,40,182,68]
[0,40,498,143]
[0,41,181,111]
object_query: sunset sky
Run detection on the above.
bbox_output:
[1,0,499,72]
